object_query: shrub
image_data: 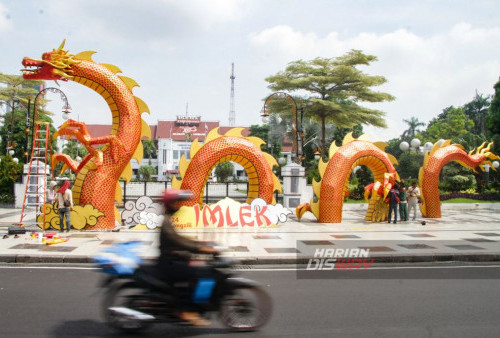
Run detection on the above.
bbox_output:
[0,193,14,204]
[440,193,500,201]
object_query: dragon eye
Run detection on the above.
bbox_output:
[42,53,50,60]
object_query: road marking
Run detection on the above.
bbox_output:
[0,266,98,270]
[2,264,500,272]
[236,265,500,272]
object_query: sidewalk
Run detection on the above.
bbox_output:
[1,204,500,264]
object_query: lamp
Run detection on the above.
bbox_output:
[493,161,500,169]
[62,108,71,120]
[8,149,15,156]
[399,142,409,151]
[410,138,421,149]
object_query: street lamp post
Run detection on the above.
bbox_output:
[400,138,429,153]
[28,87,71,161]
[483,164,491,187]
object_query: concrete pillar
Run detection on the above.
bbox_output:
[15,161,50,208]
[281,163,307,208]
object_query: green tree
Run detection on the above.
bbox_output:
[385,138,403,158]
[62,140,88,159]
[487,77,500,135]
[137,165,156,181]
[441,164,476,192]
[424,106,474,143]
[0,73,56,160]
[248,124,281,156]
[463,91,490,135]
[265,50,394,158]
[0,73,45,115]
[0,155,23,202]
[401,117,425,142]
[328,124,364,148]
[215,162,234,183]
[142,140,157,163]
[396,151,423,180]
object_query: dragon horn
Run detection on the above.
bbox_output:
[58,39,66,51]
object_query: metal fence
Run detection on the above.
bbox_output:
[118,180,282,206]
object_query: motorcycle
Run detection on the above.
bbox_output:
[94,191,272,333]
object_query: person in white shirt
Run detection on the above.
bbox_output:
[407,182,421,221]
[56,180,73,232]
[46,181,57,204]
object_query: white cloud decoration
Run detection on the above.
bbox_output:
[250,198,291,225]
[138,211,165,230]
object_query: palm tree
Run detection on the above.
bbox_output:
[463,91,491,135]
[401,117,425,141]
[142,140,157,164]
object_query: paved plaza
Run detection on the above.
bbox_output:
[0,203,499,264]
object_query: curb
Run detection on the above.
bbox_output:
[237,254,500,265]
[2,254,500,265]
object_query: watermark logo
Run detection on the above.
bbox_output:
[306,248,375,270]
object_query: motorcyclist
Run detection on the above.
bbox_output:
[157,189,219,326]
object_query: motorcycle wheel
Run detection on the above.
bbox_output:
[102,281,153,333]
[219,285,272,331]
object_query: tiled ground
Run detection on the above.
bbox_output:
[1,206,500,261]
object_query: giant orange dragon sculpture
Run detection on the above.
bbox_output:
[419,140,499,218]
[296,133,399,223]
[172,127,282,206]
[22,41,150,229]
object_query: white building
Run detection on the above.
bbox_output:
[76,116,253,181]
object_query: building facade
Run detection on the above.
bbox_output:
[73,116,256,181]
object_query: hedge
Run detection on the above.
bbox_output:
[440,193,500,201]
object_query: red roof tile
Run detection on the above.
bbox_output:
[72,121,251,143]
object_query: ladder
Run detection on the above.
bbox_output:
[19,122,52,229]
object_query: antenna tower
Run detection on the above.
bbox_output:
[229,62,235,126]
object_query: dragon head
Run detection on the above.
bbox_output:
[21,40,79,81]
[472,142,500,172]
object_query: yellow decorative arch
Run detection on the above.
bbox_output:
[297,133,398,223]
[173,128,282,206]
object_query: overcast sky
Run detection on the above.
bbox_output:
[1,0,499,141]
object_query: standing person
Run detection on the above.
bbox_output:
[399,185,408,221]
[46,181,57,204]
[56,180,73,232]
[408,182,421,221]
[387,184,400,224]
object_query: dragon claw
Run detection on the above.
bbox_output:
[52,153,79,176]
[296,203,311,221]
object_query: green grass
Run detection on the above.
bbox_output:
[442,198,500,203]
[344,199,367,204]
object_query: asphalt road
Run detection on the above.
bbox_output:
[1,264,500,337]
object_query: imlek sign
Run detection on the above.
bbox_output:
[172,198,291,229]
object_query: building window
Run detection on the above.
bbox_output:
[163,149,166,164]
[173,150,179,159]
